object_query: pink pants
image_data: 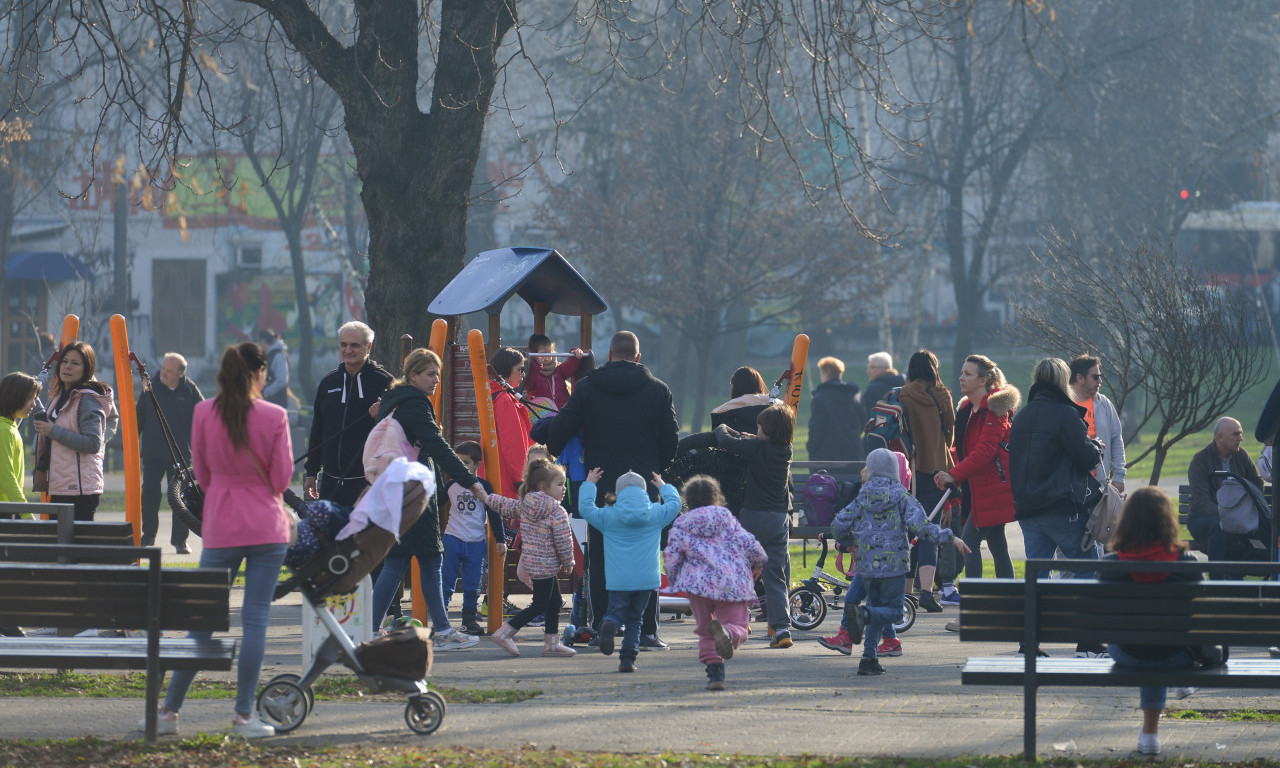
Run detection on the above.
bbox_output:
[688,595,750,665]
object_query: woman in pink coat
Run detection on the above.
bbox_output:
[144,342,293,740]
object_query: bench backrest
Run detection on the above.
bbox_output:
[0,519,135,546]
[0,544,231,633]
[961,574,1280,648]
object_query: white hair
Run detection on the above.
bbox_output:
[161,352,188,373]
[867,351,893,369]
[338,321,375,346]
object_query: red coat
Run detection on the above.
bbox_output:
[490,380,535,498]
[949,386,1020,528]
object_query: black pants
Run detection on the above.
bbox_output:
[587,525,658,636]
[511,577,563,635]
[320,473,368,508]
[49,494,100,522]
[141,455,189,547]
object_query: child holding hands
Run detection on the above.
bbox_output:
[579,466,682,672]
[833,448,970,676]
[477,458,577,658]
[663,475,767,690]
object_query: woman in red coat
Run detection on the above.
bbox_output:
[490,347,535,498]
[935,354,1020,581]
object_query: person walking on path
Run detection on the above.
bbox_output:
[143,342,293,739]
[807,357,865,462]
[136,352,203,551]
[663,475,767,690]
[258,329,290,410]
[544,331,679,649]
[304,321,392,507]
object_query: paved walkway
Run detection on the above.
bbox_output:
[7,473,1271,760]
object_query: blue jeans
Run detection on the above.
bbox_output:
[861,575,906,659]
[372,552,450,632]
[1018,509,1099,578]
[605,590,651,661]
[441,535,486,614]
[842,572,896,641]
[1108,644,1194,710]
[165,542,288,716]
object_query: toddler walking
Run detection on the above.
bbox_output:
[579,466,682,672]
[663,475,767,690]
[477,458,577,657]
[441,441,502,636]
[833,448,970,675]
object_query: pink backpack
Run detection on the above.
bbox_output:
[363,410,418,483]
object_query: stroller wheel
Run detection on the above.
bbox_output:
[405,690,446,735]
[257,675,311,733]
[787,586,827,631]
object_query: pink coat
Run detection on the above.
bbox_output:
[192,399,294,549]
[663,505,767,602]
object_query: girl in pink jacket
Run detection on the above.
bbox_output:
[145,342,293,740]
[663,475,767,691]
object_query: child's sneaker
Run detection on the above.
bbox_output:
[618,658,636,673]
[1137,730,1160,755]
[460,618,485,636]
[598,619,617,656]
[705,662,725,690]
[433,628,479,651]
[768,630,793,648]
[137,709,179,736]
[527,613,545,627]
[857,656,886,676]
[231,713,275,739]
[707,619,734,660]
[818,626,854,655]
[939,588,961,606]
[848,604,867,645]
[876,637,903,657]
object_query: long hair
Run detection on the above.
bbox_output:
[0,372,40,419]
[906,349,940,386]
[730,367,767,398]
[391,348,441,389]
[490,347,525,379]
[214,342,267,450]
[51,341,101,399]
[519,457,565,500]
[1110,487,1186,554]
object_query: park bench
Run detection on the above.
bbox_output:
[958,558,1280,759]
[0,543,237,743]
[789,461,861,564]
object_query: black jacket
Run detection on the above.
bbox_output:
[1008,381,1102,520]
[544,360,679,504]
[863,371,905,411]
[1187,442,1264,518]
[807,380,865,461]
[714,424,793,512]
[135,374,203,461]
[377,384,478,556]
[303,360,393,481]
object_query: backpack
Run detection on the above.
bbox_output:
[802,471,859,527]
[363,410,416,483]
[862,387,912,456]
[1217,476,1264,534]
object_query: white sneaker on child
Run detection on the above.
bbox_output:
[433,628,479,651]
[232,714,275,739]
[1137,730,1160,755]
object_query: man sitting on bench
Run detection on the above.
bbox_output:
[1186,417,1263,574]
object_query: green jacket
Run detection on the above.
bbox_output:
[0,416,26,503]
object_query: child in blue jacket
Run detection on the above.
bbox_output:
[833,448,970,675]
[579,467,681,672]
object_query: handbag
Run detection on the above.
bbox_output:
[1081,476,1123,549]
[31,432,50,493]
[1217,477,1262,534]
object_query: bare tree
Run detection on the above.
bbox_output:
[1013,231,1269,484]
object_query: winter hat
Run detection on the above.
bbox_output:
[616,471,645,493]
[894,451,913,488]
[866,448,900,482]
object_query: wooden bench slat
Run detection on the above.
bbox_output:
[0,638,236,672]
[962,656,1280,688]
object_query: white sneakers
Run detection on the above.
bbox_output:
[137,710,179,736]
[137,710,273,739]
[433,628,479,651]
[1138,730,1160,755]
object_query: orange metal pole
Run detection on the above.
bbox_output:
[783,333,810,418]
[427,319,447,415]
[468,329,506,633]
[110,315,143,544]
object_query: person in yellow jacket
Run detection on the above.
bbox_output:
[0,372,41,505]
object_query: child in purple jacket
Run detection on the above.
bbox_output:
[662,475,767,690]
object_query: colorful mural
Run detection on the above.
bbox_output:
[215,272,346,350]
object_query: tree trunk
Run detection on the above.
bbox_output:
[690,332,713,434]
[282,223,315,396]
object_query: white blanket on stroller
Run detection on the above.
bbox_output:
[338,457,435,540]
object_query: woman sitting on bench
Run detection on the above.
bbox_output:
[1102,487,1214,757]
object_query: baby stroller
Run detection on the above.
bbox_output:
[258,463,447,735]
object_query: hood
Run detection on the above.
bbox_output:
[679,505,737,538]
[379,383,429,416]
[520,491,564,522]
[711,393,772,414]
[71,383,115,417]
[588,360,657,397]
[963,385,1021,417]
[613,485,661,524]
[1027,381,1084,415]
[899,380,951,407]
[815,380,860,399]
[857,475,908,512]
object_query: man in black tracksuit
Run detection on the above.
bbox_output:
[545,330,680,650]
[303,322,393,508]
[136,352,203,551]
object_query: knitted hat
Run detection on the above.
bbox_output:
[866,448,900,481]
[616,471,645,493]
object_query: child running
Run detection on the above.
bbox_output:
[476,458,577,658]
[833,448,970,675]
[662,475,767,690]
[579,466,682,672]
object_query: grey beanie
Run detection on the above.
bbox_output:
[616,471,645,493]
[865,448,900,481]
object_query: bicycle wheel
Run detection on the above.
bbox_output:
[788,586,827,631]
[894,595,917,633]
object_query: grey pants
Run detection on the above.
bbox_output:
[738,508,791,632]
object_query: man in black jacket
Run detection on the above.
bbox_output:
[136,352,203,552]
[303,321,393,507]
[545,331,680,650]
[807,356,865,461]
[1186,416,1264,570]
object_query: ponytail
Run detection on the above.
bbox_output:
[214,342,267,450]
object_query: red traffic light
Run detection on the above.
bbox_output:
[1180,189,1191,200]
